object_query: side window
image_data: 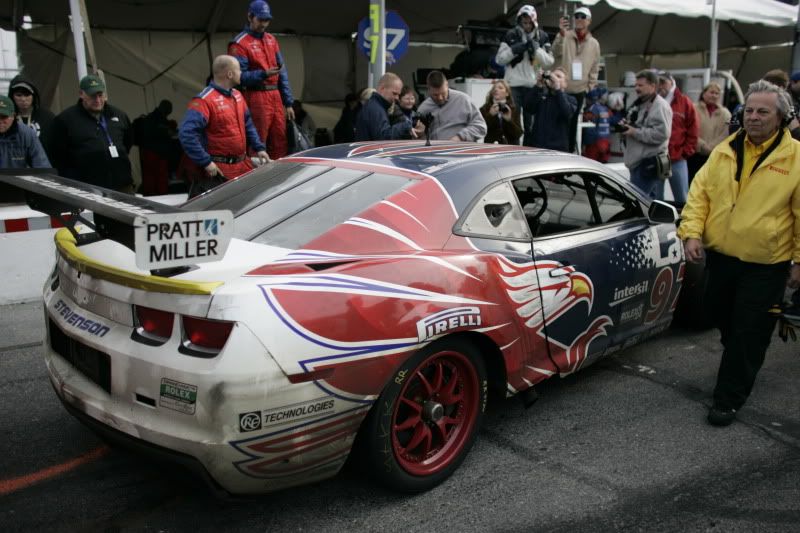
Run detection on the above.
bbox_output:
[587,173,644,223]
[512,174,595,237]
[459,182,531,240]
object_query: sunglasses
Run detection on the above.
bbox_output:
[574,13,588,19]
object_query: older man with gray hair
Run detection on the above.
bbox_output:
[679,79,800,427]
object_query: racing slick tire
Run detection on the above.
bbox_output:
[362,337,488,492]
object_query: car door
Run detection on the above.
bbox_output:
[509,170,665,374]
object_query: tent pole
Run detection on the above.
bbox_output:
[68,0,88,81]
[709,0,718,72]
[205,0,227,74]
[793,2,800,72]
[368,0,386,88]
[78,0,98,74]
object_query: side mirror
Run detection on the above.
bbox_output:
[647,200,679,224]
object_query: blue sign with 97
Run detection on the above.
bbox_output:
[357,10,410,65]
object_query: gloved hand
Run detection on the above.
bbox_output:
[510,40,528,56]
[527,39,539,55]
[768,305,797,342]
[779,317,797,342]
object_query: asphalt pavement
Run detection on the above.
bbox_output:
[1,300,799,532]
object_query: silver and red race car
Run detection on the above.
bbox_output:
[2,141,689,495]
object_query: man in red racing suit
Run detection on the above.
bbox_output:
[178,55,268,195]
[229,0,295,160]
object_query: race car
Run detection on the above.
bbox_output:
[2,141,688,496]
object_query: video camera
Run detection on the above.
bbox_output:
[412,111,434,129]
[411,111,435,146]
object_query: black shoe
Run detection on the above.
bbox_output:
[707,405,737,426]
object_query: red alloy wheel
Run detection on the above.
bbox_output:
[390,350,481,476]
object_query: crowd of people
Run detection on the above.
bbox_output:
[0,0,788,205]
[0,0,296,197]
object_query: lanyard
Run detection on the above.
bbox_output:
[98,115,114,146]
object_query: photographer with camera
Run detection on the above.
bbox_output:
[480,80,522,145]
[417,71,486,142]
[524,67,577,152]
[355,73,425,142]
[619,70,672,200]
[494,4,554,146]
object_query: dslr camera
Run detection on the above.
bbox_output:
[611,121,628,133]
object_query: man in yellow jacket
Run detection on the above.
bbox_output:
[679,79,800,426]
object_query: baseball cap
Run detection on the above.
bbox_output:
[0,95,14,116]
[574,7,592,18]
[516,5,537,20]
[248,0,272,20]
[10,80,34,94]
[80,74,106,95]
[657,70,674,83]
[791,72,800,82]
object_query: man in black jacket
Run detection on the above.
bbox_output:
[355,73,424,141]
[50,75,134,192]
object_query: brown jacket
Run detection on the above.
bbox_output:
[695,100,731,155]
[552,30,601,94]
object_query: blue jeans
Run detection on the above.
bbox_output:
[511,86,533,146]
[669,159,688,206]
[630,161,664,200]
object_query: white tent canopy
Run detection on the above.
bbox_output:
[6,0,799,122]
[573,0,796,27]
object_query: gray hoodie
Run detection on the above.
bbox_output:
[417,88,487,142]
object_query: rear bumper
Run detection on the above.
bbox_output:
[54,383,232,499]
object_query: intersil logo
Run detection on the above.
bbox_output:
[610,281,649,306]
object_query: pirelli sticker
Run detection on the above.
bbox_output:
[159,378,198,414]
[238,397,335,432]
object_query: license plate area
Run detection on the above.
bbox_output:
[49,319,111,393]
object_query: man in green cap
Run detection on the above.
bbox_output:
[50,74,134,192]
[0,94,50,169]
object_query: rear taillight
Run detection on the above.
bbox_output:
[135,305,174,342]
[182,316,234,354]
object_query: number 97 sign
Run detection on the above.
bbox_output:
[357,10,409,66]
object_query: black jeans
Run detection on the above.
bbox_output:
[567,91,585,154]
[705,251,789,410]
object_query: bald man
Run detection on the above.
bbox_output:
[355,72,424,141]
[179,55,268,194]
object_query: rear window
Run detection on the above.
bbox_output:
[185,162,411,248]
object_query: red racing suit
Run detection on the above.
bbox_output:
[229,29,294,160]
[178,83,265,180]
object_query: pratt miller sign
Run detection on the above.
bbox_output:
[133,210,234,270]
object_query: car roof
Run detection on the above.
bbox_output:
[295,141,630,213]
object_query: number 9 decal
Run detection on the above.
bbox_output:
[645,266,674,323]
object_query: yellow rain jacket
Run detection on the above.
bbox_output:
[678,128,800,264]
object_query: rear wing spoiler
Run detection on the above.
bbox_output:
[0,173,233,272]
